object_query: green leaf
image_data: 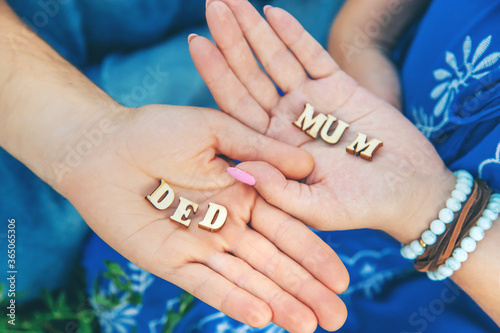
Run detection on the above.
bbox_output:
[56,292,67,311]
[162,292,195,333]
[127,292,143,306]
[109,294,120,307]
[41,289,55,312]
[93,275,102,297]
[163,311,182,333]
[113,277,132,292]
[179,292,195,314]
[104,260,126,277]
[0,283,4,303]
[80,322,93,333]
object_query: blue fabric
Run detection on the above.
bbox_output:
[80,0,498,332]
[402,0,500,188]
[3,1,89,304]
[2,0,499,332]
[0,148,89,302]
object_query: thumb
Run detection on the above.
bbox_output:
[228,161,325,229]
[214,115,314,180]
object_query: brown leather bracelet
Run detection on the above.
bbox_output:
[414,180,491,272]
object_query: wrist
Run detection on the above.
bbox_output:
[48,103,130,191]
[387,168,457,244]
[0,57,129,191]
[0,4,130,192]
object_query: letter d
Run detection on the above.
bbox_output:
[146,179,175,210]
[198,203,228,232]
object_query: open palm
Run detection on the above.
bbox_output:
[190,0,455,243]
[58,104,348,332]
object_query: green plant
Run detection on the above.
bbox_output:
[0,260,196,332]
[0,283,4,304]
[0,267,98,333]
[163,292,195,333]
[91,260,143,312]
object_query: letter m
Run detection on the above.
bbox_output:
[293,103,328,138]
[346,133,383,161]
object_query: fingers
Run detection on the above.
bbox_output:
[206,252,318,332]
[230,223,347,331]
[213,115,314,179]
[171,264,272,327]
[251,197,349,294]
[207,0,307,93]
[264,5,339,79]
[205,2,280,111]
[189,35,270,133]
[234,161,346,231]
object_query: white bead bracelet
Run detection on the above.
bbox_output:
[427,192,500,281]
[400,170,474,260]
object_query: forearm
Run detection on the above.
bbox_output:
[451,215,500,323]
[0,1,126,191]
[328,0,430,108]
[393,172,500,324]
[329,0,430,66]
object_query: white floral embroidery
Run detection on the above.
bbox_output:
[338,248,398,267]
[478,140,500,179]
[90,294,139,333]
[346,269,402,299]
[128,262,155,294]
[338,248,401,299]
[412,35,500,137]
[184,312,285,333]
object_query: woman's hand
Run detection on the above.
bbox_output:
[190,0,455,244]
[58,104,348,332]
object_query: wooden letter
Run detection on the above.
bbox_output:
[293,103,328,139]
[170,197,199,227]
[320,115,350,144]
[146,179,175,210]
[198,203,228,232]
[346,133,383,161]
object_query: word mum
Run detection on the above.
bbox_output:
[293,103,383,161]
[146,179,228,232]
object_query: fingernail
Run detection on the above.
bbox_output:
[227,167,256,186]
[188,33,198,43]
[263,5,272,15]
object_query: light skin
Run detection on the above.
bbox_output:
[333,0,499,324]
[0,1,349,331]
[329,0,431,110]
[191,0,500,325]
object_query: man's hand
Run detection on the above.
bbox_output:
[58,104,348,332]
[0,3,347,331]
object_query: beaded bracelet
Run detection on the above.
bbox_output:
[400,170,474,260]
[427,192,500,281]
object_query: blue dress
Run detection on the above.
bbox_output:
[1,0,499,332]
